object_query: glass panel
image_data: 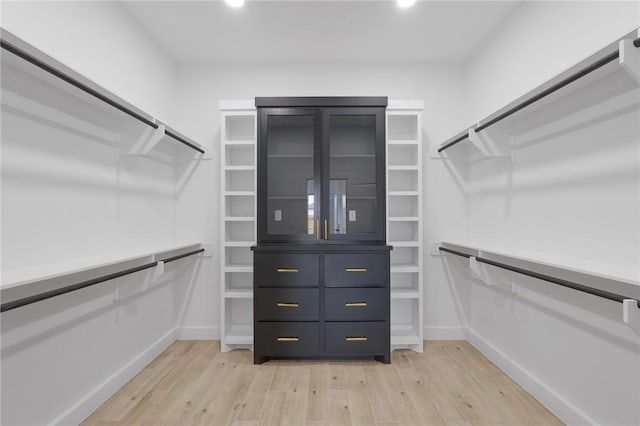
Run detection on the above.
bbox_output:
[266,115,315,236]
[328,114,377,236]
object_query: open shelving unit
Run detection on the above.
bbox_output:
[220,101,257,351]
[386,100,424,352]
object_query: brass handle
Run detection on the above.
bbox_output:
[324,220,328,239]
[276,302,299,308]
[276,268,299,273]
[346,337,368,342]
[345,302,367,307]
[345,268,367,272]
[316,220,320,240]
[277,337,299,342]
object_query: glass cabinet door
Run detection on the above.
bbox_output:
[258,108,320,243]
[323,108,385,242]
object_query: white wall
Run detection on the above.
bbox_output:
[171,63,470,339]
[0,2,199,424]
[442,2,640,425]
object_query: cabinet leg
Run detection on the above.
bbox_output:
[254,354,268,365]
[375,354,391,364]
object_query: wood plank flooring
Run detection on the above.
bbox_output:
[82,341,562,426]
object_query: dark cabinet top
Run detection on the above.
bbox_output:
[255,97,388,108]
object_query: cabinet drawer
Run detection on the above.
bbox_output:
[324,253,388,287]
[325,288,387,321]
[254,253,319,287]
[325,322,388,355]
[255,322,320,356]
[255,288,319,321]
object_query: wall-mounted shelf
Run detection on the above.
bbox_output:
[1,242,208,312]
[433,29,640,157]
[0,28,206,160]
[386,100,424,352]
[220,101,257,352]
[438,240,639,288]
[437,240,639,326]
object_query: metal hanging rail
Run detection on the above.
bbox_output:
[0,248,204,313]
[0,33,205,155]
[438,36,640,153]
[439,246,640,309]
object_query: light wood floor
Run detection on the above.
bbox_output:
[82,340,562,426]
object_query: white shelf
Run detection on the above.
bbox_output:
[223,140,255,146]
[224,265,253,273]
[225,165,255,171]
[224,241,255,247]
[388,165,418,171]
[391,265,420,273]
[388,216,420,222]
[389,241,420,248]
[435,29,640,154]
[1,28,204,158]
[224,216,255,222]
[388,191,419,197]
[224,324,253,345]
[225,191,255,196]
[441,240,640,287]
[1,242,203,290]
[390,325,421,345]
[391,289,420,299]
[388,139,419,145]
[224,289,253,299]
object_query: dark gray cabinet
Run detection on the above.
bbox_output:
[253,97,391,364]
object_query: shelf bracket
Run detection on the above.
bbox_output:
[470,127,515,163]
[622,299,640,334]
[619,38,640,85]
[125,123,166,156]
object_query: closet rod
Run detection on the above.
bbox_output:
[0,248,205,313]
[439,247,640,309]
[0,38,205,155]
[438,36,640,153]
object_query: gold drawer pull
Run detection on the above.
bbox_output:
[277,268,299,273]
[345,268,367,272]
[277,337,299,342]
[346,336,368,342]
[345,302,367,307]
[276,302,299,308]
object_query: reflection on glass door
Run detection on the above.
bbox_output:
[327,113,378,238]
[265,113,317,240]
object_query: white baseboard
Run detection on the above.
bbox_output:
[177,326,220,340]
[424,326,467,340]
[50,327,177,426]
[466,327,595,426]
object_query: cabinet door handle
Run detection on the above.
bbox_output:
[277,337,299,342]
[316,220,320,240]
[276,302,299,308]
[324,219,328,239]
[345,302,367,307]
[345,268,367,272]
[276,268,299,273]
[346,336,368,342]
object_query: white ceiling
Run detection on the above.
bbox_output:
[120,0,521,64]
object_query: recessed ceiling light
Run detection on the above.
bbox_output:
[225,0,245,7]
[397,0,417,7]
